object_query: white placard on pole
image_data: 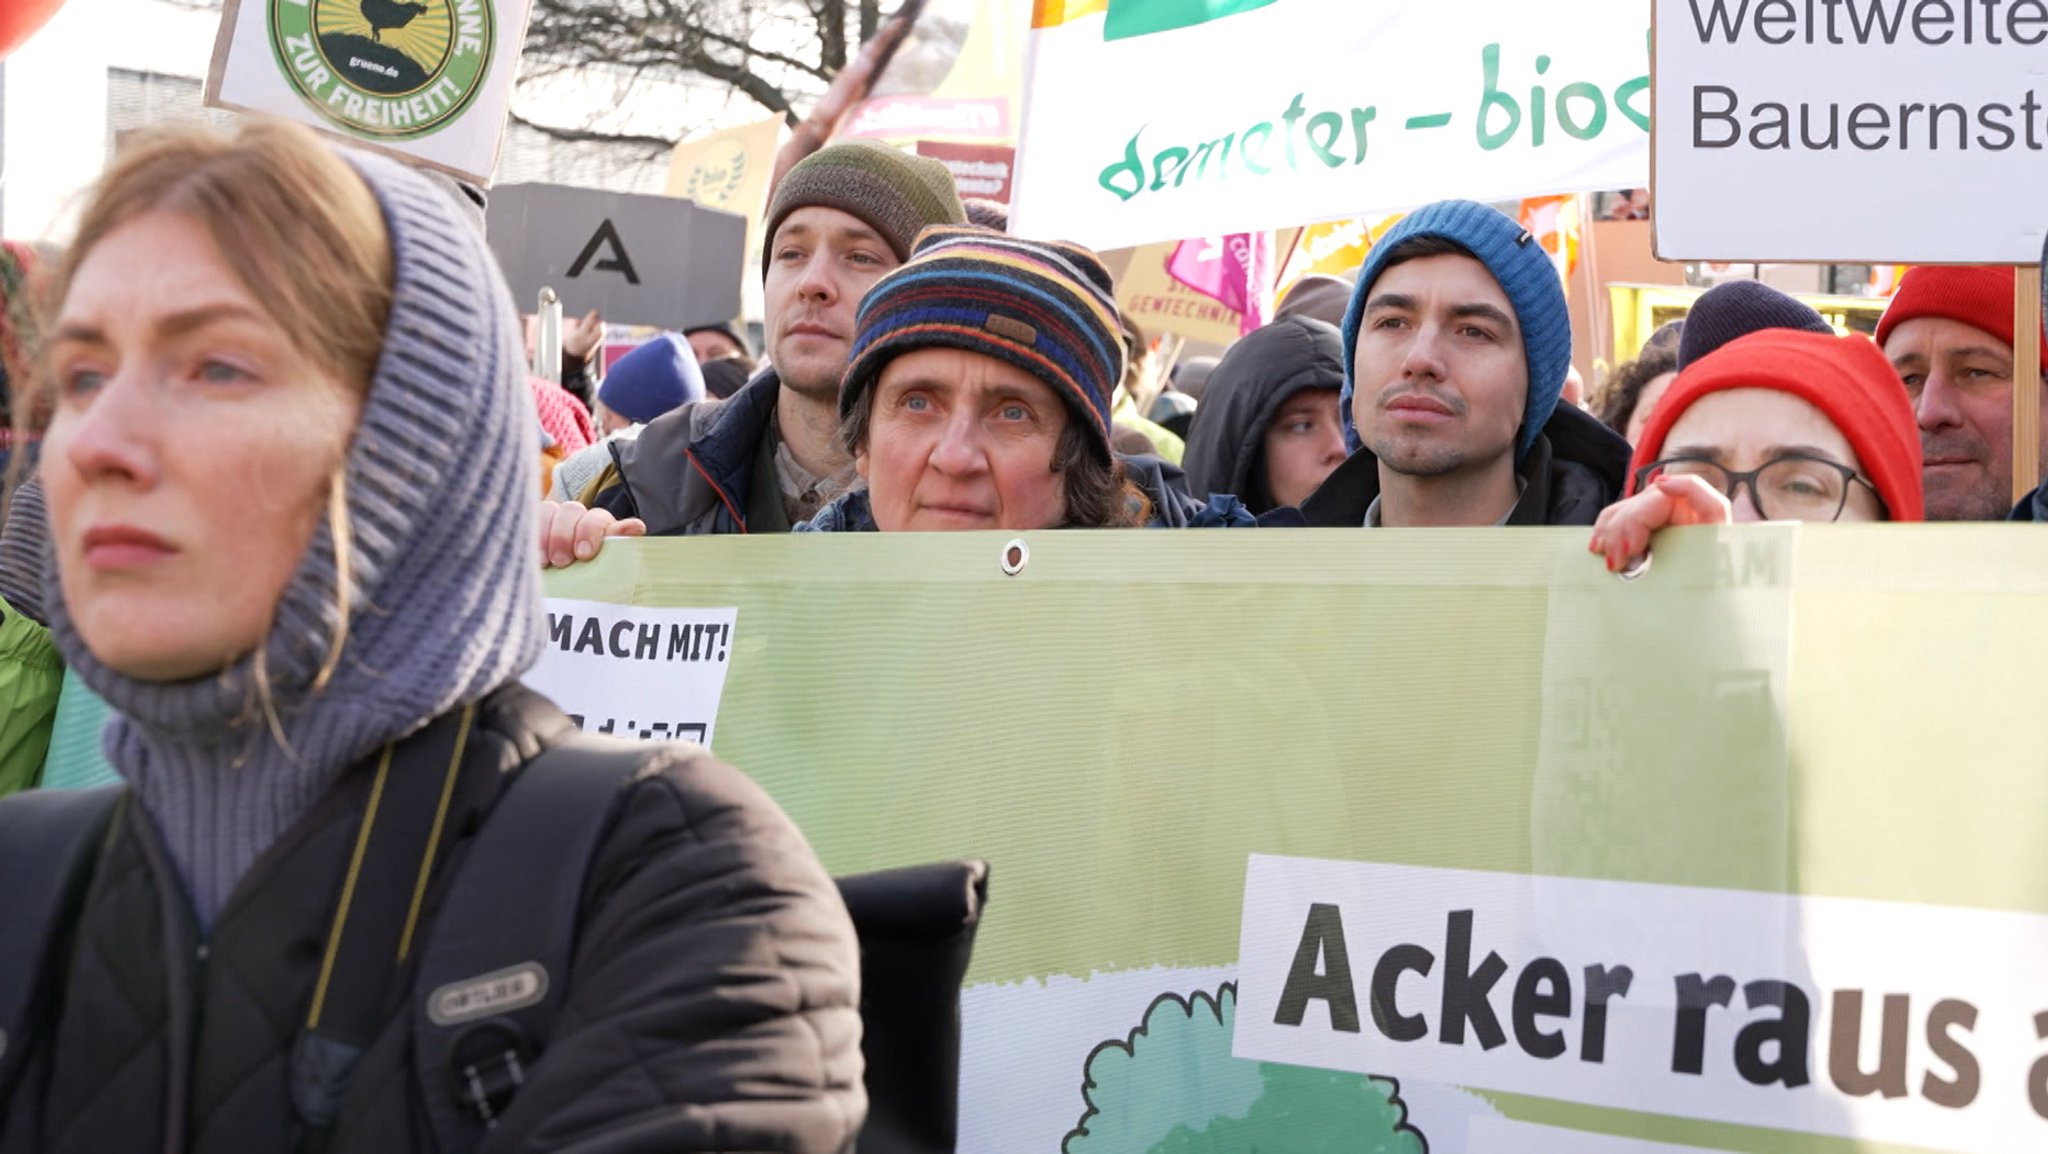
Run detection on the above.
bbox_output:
[205,0,532,187]
[1653,0,2048,263]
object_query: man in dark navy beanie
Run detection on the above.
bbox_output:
[1298,200,1629,527]
[1675,280,1833,369]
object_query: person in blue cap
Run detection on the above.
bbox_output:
[1295,200,1630,527]
[547,334,710,503]
[591,333,705,437]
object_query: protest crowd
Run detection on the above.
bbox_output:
[0,0,2043,1151]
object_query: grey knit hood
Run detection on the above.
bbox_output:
[44,148,544,925]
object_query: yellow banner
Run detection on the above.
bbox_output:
[1275,214,1402,300]
[1115,240,1245,347]
[665,115,785,237]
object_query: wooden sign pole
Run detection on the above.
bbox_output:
[2014,267,2041,507]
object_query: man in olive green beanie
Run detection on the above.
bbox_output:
[759,139,966,275]
[543,141,966,547]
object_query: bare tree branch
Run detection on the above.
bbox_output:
[515,0,934,151]
[522,0,851,116]
[825,1,848,74]
[508,110,676,154]
[691,25,831,83]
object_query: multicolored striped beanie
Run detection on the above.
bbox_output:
[840,226,1124,462]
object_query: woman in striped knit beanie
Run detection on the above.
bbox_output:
[802,225,1251,531]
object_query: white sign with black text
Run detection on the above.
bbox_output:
[525,599,739,749]
[1653,0,2048,261]
[1233,855,2048,1153]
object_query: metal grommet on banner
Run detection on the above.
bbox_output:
[1617,553,1652,582]
[1000,539,1030,576]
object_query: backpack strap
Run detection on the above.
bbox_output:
[291,706,486,1143]
[411,731,646,1150]
[0,785,124,1103]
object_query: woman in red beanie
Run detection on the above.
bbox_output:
[1590,328,1923,572]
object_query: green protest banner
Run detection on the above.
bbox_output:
[538,526,2048,1153]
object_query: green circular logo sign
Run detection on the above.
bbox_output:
[270,0,493,141]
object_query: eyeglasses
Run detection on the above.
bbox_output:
[1633,454,1881,523]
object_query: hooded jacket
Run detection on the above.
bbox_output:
[1180,317,1344,514]
[579,368,783,535]
[1297,402,1630,527]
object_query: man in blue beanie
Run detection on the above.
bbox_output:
[1296,200,1630,527]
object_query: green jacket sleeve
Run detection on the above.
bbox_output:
[0,593,62,797]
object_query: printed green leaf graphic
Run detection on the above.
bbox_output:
[1103,0,1284,41]
[1064,984,1427,1153]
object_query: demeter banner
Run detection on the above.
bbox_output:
[1012,0,1650,249]
[539,526,2048,1153]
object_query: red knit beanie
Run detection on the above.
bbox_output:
[1628,329,1924,522]
[1874,265,2046,358]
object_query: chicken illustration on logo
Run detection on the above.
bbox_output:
[270,0,494,140]
[362,0,431,44]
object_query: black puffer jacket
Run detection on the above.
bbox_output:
[1298,402,1631,527]
[2009,482,2046,521]
[1181,317,1345,514]
[0,685,864,1154]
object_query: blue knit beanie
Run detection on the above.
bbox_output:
[598,333,704,425]
[1338,200,1571,461]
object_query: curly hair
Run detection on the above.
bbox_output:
[1596,342,1681,439]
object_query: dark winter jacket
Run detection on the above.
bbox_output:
[794,454,1255,531]
[0,684,865,1154]
[1180,317,1345,514]
[580,368,784,535]
[1297,402,1630,527]
[2009,482,2045,521]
